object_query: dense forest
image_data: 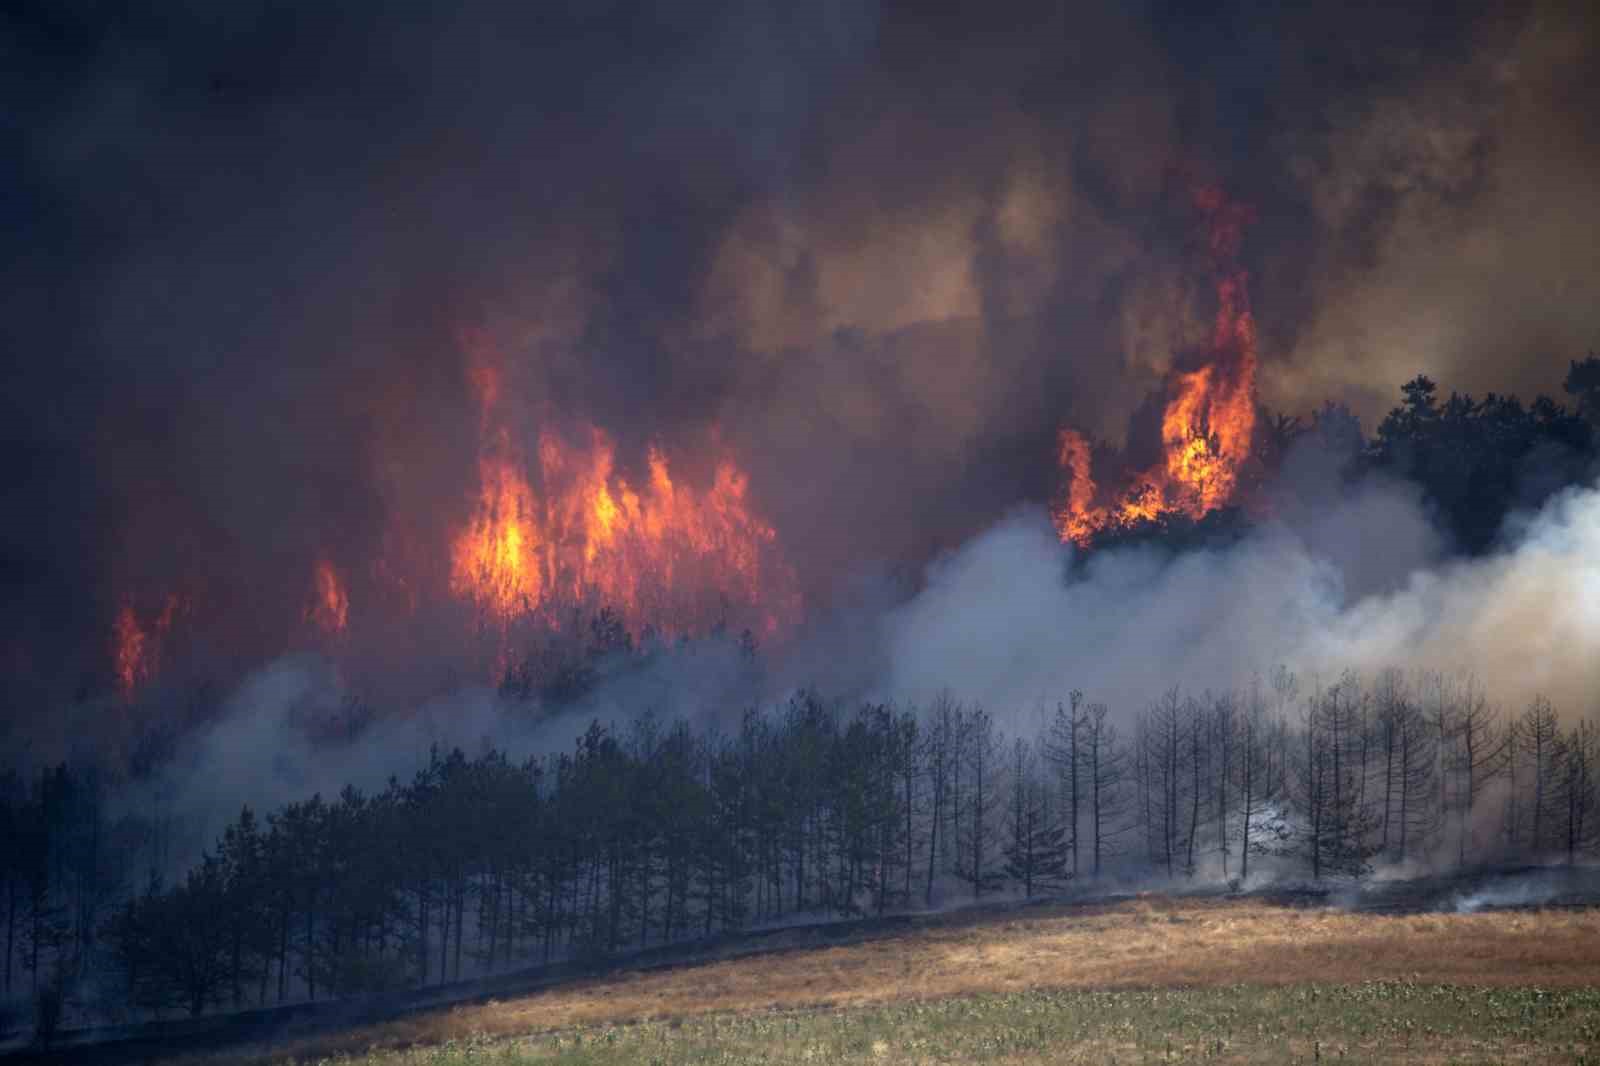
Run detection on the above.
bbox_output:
[1085,363,1598,556]
[5,674,1599,1030]
[3,364,1600,1035]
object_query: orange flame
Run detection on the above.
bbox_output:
[105,341,799,689]
[113,594,181,699]
[451,434,545,624]
[305,558,349,635]
[450,348,798,655]
[112,607,145,699]
[1054,187,1258,545]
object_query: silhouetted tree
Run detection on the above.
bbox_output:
[953,708,1005,898]
[1370,376,1592,552]
[1564,354,1600,426]
[1044,693,1086,878]
[1555,720,1600,864]
[1004,738,1066,896]
[1081,702,1130,878]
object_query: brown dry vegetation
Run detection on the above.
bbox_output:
[227,895,1600,1064]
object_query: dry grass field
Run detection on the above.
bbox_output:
[193,894,1600,1066]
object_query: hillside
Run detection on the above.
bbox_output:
[16,868,1600,1065]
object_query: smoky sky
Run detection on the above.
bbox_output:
[3,0,1597,733]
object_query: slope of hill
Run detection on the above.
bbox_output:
[11,867,1600,1065]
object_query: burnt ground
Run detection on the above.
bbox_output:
[6,863,1598,1065]
[1256,863,1600,914]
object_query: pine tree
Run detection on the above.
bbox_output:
[1003,738,1066,896]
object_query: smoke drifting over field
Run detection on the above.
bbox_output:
[884,473,1600,727]
[3,0,1600,777]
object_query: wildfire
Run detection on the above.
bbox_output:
[103,350,798,693]
[113,594,181,699]
[450,360,798,646]
[305,558,349,635]
[451,437,544,623]
[1054,186,1258,546]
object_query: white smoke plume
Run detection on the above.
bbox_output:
[880,473,1600,728]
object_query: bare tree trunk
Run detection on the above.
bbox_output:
[1068,694,1082,879]
[1187,702,1202,878]
[1240,713,1253,883]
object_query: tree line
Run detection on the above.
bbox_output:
[1362,365,1598,553]
[6,365,1600,1035]
[4,669,1598,1030]
[1092,358,1600,554]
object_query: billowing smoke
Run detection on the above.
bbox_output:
[140,634,763,851]
[1270,3,1600,412]
[882,471,1600,729]
[3,0,1599,767]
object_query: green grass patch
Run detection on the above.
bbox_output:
[289,983,1600,1065]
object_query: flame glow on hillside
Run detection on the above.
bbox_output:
[113,595,181,699]
[449,362,799,648]
[100,192,1254,695]
[106,347,799,697]
[1054,187,1258,546]
[305,559,349,635]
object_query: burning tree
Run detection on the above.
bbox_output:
[1053,186,1259,547]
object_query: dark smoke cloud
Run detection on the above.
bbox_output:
[2,0,1596,749]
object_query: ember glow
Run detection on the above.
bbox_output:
[1053,188,1259,546]
[305,559,349,636]
[113,594,181,699]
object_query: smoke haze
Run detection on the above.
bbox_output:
[3,0,1599,767]
[884,473,1600,729]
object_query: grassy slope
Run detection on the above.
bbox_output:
[207,896,1600,1065]
[306,984,1600,1065]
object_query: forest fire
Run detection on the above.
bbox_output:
[305,558,349,636]
[22,4,1600,1051]
[451,362,798,647]
[1054,187,1258,546]
[105,357,799,694]
[112,594,181,699]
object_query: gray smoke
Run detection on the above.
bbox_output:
[880,474,1600,732]
[137,457,1600,867]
